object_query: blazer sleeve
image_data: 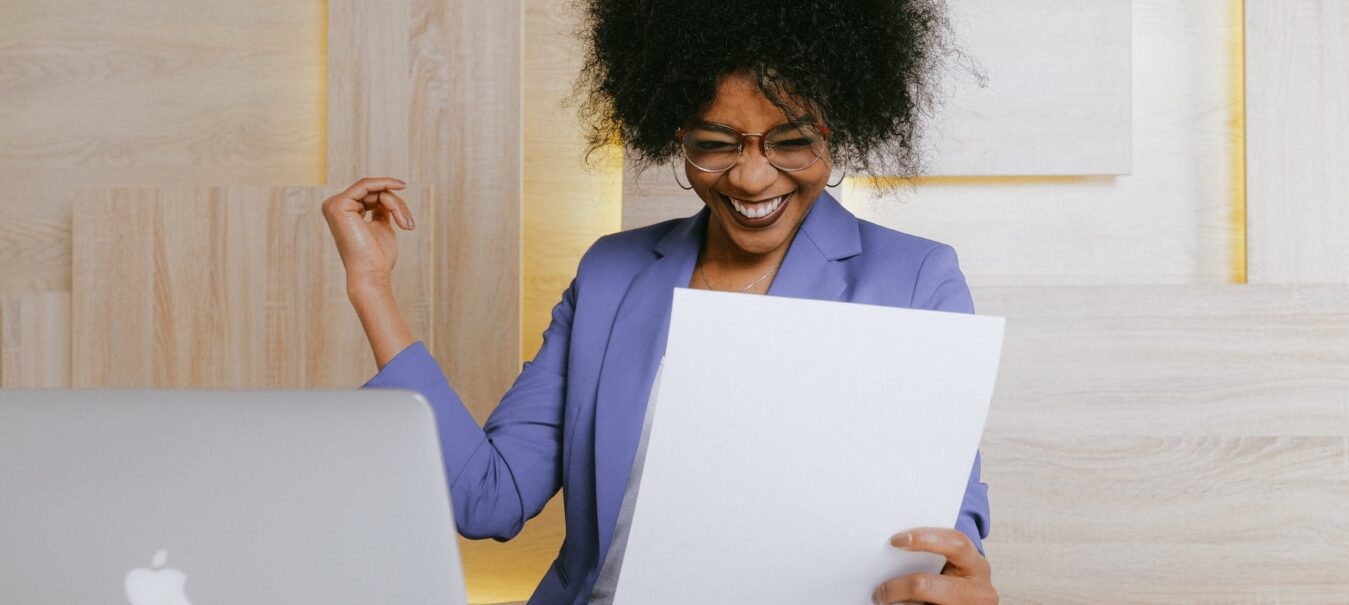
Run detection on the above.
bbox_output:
[912,243,992,555]
[360,278,577,542]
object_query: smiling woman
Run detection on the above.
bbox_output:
[571,0,959,298]
[329,1,995,604]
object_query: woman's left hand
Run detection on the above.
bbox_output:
[871,527,998,605]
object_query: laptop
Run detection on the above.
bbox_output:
[0,389,468,605]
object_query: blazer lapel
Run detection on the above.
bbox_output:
[766,190,861,301]
[592,209,703,557]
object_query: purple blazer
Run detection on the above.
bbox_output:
[362,190,990,604]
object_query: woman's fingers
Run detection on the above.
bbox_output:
[319,177,415,286]
[322,177,407,223]
[872,571,955,604]
[341,176,406,202]
[378,191,414,229]
[352,187,414,231]
[873,527,998,604]
[891,528,989,577]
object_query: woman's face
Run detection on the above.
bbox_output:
[686,72,831,259]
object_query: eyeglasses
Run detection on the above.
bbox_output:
[676,120,831,173]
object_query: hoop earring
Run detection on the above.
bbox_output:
[672,161,694,190]
[827,165,848,188]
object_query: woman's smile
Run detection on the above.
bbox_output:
[719,190,793,229]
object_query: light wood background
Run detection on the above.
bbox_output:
[1247,0,1349,284]
[4,0,1348,603]
[2,0,526,601]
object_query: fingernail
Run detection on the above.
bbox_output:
[890,532,912,548]
[408,215,415,229]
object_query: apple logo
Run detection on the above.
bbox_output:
[124,549,192,605]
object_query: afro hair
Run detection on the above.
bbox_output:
[571,0,960,178]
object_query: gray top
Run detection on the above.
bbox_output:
[0,389,467,605]
[588,361,663,604]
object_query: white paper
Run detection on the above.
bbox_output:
[613,288,1005,604]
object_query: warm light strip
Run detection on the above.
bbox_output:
[1230,0,1248,284]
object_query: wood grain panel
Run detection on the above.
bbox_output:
[974,284,1349,602]
[0,184,72,293]
[70,186,433,388]
[1,292,70,387]
[1246,0,1349,284]
[327,0,411,183]
[0,0,324,185]
[420,0,521,425]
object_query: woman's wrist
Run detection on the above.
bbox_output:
[346,278,416,370]
[346,272,394,301]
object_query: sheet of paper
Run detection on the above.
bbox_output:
[613,288,1005,604]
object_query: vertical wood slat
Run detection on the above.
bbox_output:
[326,0,412,184]
[1,292,71,388]
[421,0,522,424]
[1246,0,1349,284]
[70,186,433,388]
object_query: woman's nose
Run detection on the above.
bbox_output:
[725,143,778,195]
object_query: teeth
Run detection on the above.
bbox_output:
[728,194,786,219]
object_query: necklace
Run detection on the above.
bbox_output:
[699,261,780,293]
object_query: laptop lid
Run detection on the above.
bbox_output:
[0,389,468,605]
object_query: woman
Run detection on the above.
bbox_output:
[322,1,996,603]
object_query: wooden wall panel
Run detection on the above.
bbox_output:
[1,292,70,388]
[0,0,325,295]
[0,0,325,186]
[974,284,1349,603]
[423,0,521,424]
[70,186,434,388]
[1246,0,1349,284]
[327,0,411,183]
[0,185,71,293]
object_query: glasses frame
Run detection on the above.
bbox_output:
[675,120,832,174]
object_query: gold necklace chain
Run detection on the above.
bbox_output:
[699,261,779,293]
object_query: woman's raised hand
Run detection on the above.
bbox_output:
[321,177,417,368]
[872,527,998,605]
[320,177,415,292]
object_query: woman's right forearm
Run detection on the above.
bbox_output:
[348,280,417,371]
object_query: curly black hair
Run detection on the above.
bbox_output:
[572,0,959,178]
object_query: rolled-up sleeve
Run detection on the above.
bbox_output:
[912,243,991,554]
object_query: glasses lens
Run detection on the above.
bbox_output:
[682,125,740,172]
[765,123,827,171]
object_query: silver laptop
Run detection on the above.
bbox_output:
[0,389,468,605]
